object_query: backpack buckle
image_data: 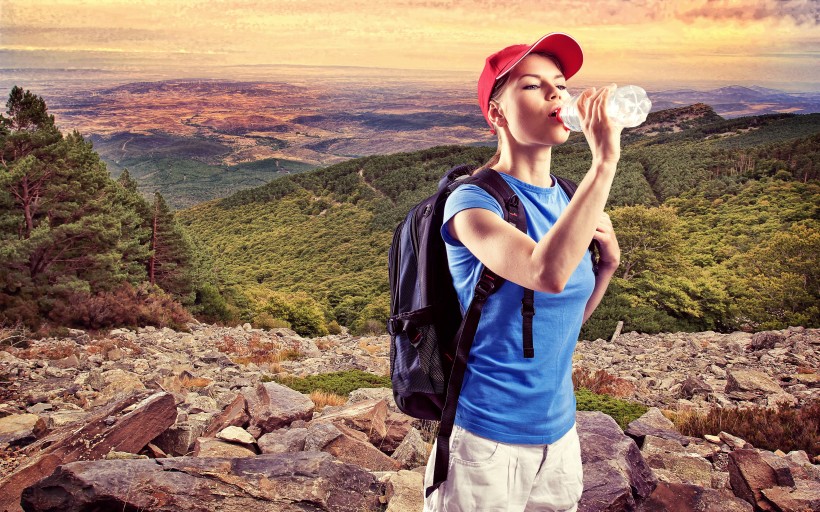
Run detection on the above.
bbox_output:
[386,317,401,336]
[474,273,497,300]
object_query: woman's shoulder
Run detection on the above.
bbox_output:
[445,183,505,218]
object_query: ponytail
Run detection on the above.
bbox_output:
[473,142,502,174]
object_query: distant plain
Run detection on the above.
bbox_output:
[3,66,818,208]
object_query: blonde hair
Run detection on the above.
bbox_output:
[474,52,565,174]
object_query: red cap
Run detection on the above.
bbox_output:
[478,32,583,133]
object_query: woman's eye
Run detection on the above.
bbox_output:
[557,85,567,90]
[523,84,539,90]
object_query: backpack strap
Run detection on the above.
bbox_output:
[426,267,498,497]
[426,168,532,498]
[465,169,535,359]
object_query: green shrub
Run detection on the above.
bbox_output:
[575,388,648,430]
[192,283,232,323]
[271,370,391,396]
[260,291,328,337]
[326,320,343,335]
[351,295,389,335]
[252,312,292,330]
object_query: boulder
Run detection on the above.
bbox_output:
[151,421,205,457]
[679,376,712,399]
[0,391,176,512]
[305,421,343,452]
[312,398,388,446]
[91,369,146,406]
[20,452,386,512]
[641,436,713,488]
[728,449,779,511]
[193,437,256,458]
[719,431,753,450]
[380,470,424,512]
[750,331,786,350]
[625,407,692,447]
[577,411,657,512]
[258,427,308,454]
[323,424,403,472]
[381,411,415,453]
[0,414,47,446]
[637,481,753,511]
[217,426,256,445]
[726,370,783,395]
[761,480,820,512]
[243,382,314,437]
[202,394,249,437]
[347,387,398,411]
[390,427,428,469]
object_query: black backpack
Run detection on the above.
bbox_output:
[386,164,595,497]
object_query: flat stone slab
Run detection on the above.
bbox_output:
[21,452,386,512]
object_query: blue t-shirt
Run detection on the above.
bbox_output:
[441,171,596,444]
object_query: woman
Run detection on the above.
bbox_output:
[423,33,622,512]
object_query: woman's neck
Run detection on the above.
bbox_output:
[493,143,554,188]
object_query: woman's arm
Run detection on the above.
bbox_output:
[449,86,623,293]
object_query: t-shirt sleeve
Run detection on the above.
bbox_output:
[441,184,504,247]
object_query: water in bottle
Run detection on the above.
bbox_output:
[557,85,652,131]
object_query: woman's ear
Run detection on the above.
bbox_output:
[488,101,506,129]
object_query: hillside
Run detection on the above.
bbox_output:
[89,132,317,209]
[177,106,820,338]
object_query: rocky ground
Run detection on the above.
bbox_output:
[0,323,817,511]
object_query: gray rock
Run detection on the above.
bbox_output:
[193,437,256,458]
[637,482,753,512]
[216,426,255,445]
[726,369,783,395]
[152,421,205,457]
[625,407,692,447]
[0,413,47,446]
[21,452,386,512]
[258,427,308,454]
[0,392,176,512]
[25,403,52,414]
[760,480,820,512]
[380,470,424,512]
[305,421,343,452]
[577,411,657,512]
[728,449,778,510]
[750,331,786,350]
[680,376,713,399]
[243,382,314,437]
[322,423,402,472]
[390,427,428,469]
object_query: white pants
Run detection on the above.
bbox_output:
[423,423,584,512]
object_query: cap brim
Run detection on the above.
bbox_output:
[496,32,583,81]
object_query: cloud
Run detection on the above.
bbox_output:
[676,0,819,25]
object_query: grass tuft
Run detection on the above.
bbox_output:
[668,399,819,458]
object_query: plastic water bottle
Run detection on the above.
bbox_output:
[557,85,652,131]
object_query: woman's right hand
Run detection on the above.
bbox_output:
[575,85,624,166]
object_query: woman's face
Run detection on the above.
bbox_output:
[492,53,572,147]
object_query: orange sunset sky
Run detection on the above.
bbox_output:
[1,0,818,91]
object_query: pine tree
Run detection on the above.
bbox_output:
[0,87,149,326]
[148,192,195,303]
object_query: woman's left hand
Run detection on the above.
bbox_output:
[592,212,620,271]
